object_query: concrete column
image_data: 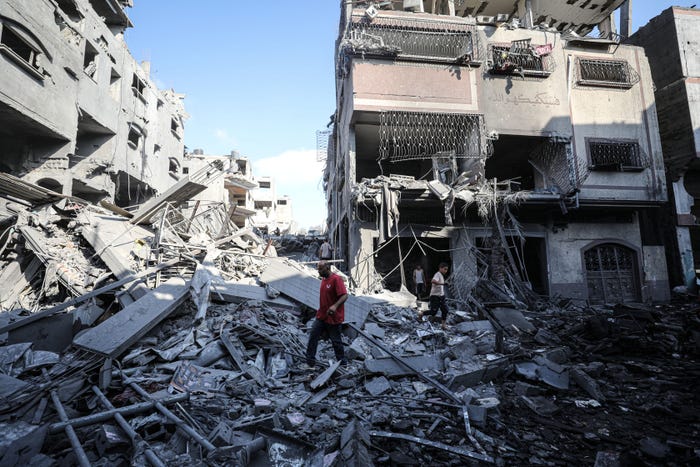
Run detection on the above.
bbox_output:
[620,1,632,39]
[673,180,697,288]
[524,0,534,29]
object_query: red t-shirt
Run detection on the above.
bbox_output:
[317,273,347,324]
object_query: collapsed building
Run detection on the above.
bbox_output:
[324,0,671,304]
[630,6,700,293]
[0,0,187,207]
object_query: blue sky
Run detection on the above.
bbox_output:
[123,0,689,229]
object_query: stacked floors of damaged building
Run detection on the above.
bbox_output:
[325,0,672,305]
[0,0,187,207]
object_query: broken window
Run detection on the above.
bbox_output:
[489,39,555,76]
[171,117,181,139]
[0,24,43,76]
[379,111,484,162]
[587,140,646,171]
[127,125,142,149]
[258,181,271,189]
[346,16,480,63]
[55,0,83,22]
[576,58,639,89]
[131,73,146,101]
[169,157,180,174]
[182,167,189,175]
[83,40,98,78]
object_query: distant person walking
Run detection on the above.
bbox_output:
[418,262,449,331]
[305,261,348,368]
[318,239,333,260]
[413,264,427,299]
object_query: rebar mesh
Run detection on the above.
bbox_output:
[379,111,485,162]
[348,17,481,63]
[588,140,647,170]
[576,58,640,88]
[489,40,556,75]
[529,141,579,194]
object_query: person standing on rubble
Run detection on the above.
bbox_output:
[418,262,450,331]
[413,264,427,299]
[318,239,333,260]
[305,261,348,368]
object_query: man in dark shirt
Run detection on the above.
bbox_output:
[305,261,348,368]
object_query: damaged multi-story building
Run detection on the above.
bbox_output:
[0,0,187,206]
[324,0,670,304]
[630,6,700,293]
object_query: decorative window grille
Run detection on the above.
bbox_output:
[489,39,555,76]
[347,17,481,63]
[379,111,484,162]
[576,58,639,89]
[529,141,581,194]
[588,140,646,171]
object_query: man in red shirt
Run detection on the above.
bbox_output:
[305,261,348,368]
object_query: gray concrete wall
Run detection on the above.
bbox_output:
[0,0,186,201]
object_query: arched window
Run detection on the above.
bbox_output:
[584,242,640,304]
[36,178,63,193]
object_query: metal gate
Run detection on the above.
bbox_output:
[584,243,640,304]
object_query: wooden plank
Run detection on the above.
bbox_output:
[73,278,189,358]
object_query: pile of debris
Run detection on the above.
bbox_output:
[0,174,698,466]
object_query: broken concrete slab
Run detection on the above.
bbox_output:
[259,258,373,325]
[79,213,156,304]
[129,159,224,225]
[73,278,189,358]
[490,308,536,333]
[364,355,442,377]
[310,361,341,390]
[364,376,391,396]
[571,368,606,401]
[211,282,297,309]
[455,320,495,333]
[0,422,48,466]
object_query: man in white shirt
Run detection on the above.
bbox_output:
[417,262,449,330]
[318,240,333,260]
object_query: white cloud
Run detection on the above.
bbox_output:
[254,149,324,184]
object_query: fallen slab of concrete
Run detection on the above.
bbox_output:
[259,258,372,326]
[73,278,189,358]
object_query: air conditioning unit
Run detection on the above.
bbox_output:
[404,0,424,12]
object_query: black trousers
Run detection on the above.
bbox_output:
[305,319,345,365]
[427,295,449,320]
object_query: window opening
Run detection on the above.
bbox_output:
[1,25,38,68]
[55,0,82,22]
[83,41,98,78]
[588,140,646,171]
[577,58,639,88]
[131,74,146,100]
[258,181,271,189]
[127,126,141,149]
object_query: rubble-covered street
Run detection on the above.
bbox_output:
[0,175,697,466]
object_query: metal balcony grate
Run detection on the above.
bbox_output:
[379,111,484,162]
[576,58,639,89]
[347,19,481,63]
[489,39,555,76]
[588,140,646,171]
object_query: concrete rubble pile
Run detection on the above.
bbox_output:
[0,178,698,465]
